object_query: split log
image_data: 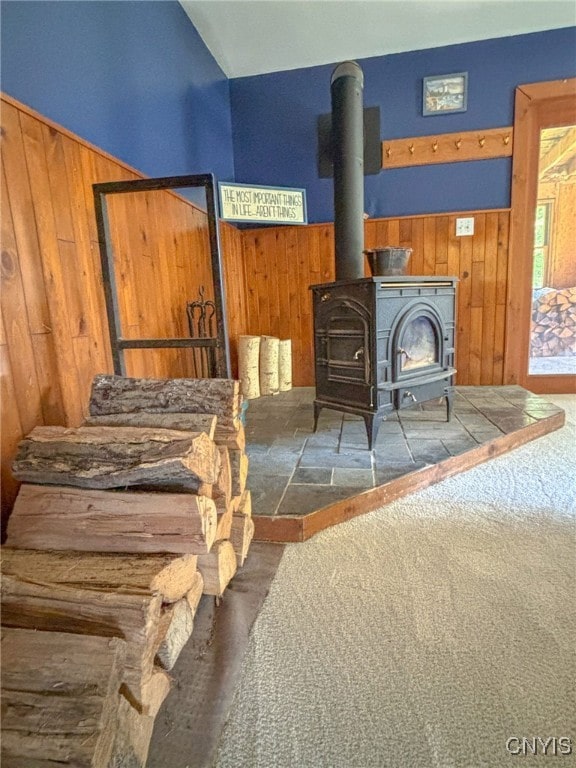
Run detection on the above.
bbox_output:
[259,336,280,396]
[278,338,293,391]
[89,374,241,427]
[154,572,203,672]
[85,412,217,440]
[238,335,261,399]
[137,669,171,718]
[197,539,237,597]
[216,501,234,541]
[112,695,155,768]
[186,570,204,615]
[230,515,255,568]
[12,426,220,493]
[155,598,194,671]
[214,419,246,451]
[214,446,232,505]
[0,574,167,713]
[7,484,217,555]
[229,449,249,497]
[0,627,126,768]
[0,549,199,604]
[531,287,576,357]
[235,489,252,519]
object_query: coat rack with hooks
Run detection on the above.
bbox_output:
[381,126,513,169]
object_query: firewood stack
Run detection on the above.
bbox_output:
[1,375,254,768]
[531,286,576,357]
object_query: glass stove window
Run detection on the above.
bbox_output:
[400,317,437,370]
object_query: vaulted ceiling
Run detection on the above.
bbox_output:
[180,0,576,79]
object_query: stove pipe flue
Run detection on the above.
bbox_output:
[331,60,365,281]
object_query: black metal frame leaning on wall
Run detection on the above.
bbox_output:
[93,173,231,378]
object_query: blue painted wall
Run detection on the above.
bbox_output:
[1,5,574,224]
[0,0,235,181]
[230,28,576,223]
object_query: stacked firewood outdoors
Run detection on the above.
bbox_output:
[1,375,253,768]
[531,286,576,357]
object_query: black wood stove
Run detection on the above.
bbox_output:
[311,276,457,448]
[311,60,457,449]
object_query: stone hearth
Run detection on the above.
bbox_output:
[245,386,565,543]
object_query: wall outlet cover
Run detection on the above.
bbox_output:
[456,217,475,236]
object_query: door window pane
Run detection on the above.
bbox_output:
[528,126,576,376]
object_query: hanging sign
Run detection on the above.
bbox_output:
[218,182,307,225]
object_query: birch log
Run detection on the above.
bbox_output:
[238,335,261,399]
[259,336,280,395]
[7,485,217,555]
[0,549,199,604]
[278,338,293,391]
[1,628,126,768]
[12,426,220,493]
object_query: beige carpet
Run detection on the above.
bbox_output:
[214,396,575,768]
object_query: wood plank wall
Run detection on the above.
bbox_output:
[1,92,511,526]
[0,94,246,522]
[241,210,510,387]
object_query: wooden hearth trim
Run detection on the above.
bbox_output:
[381,126,513,169]
[253,408,564,544]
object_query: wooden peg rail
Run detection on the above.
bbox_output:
[381,126,513,169]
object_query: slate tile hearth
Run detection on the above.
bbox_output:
[244,386,564,520]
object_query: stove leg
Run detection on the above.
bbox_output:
[445,391,454,421]
[363,413,380,450]
[313,402,322,433]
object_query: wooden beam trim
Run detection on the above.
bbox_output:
[382,126,513,169]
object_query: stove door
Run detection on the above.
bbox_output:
[314,298,373,408]
[393,305,444,381]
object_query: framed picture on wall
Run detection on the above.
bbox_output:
[423,72,468,116]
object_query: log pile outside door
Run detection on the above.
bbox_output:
[1,375,254,768]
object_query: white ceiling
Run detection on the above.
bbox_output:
[180,0,575,79]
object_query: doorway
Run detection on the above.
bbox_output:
[505,79,576,394]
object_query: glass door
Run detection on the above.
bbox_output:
[528,127,576,377]
[506,79,576,394]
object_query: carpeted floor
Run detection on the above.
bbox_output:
[213,396,576,768]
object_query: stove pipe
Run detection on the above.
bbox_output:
[331,61,365,281]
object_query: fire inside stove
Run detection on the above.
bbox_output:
[399,316,437,371]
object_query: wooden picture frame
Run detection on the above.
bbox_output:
[423,72,468,116]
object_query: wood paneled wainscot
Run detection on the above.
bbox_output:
[0,94,247,524]
[241,210,510,388]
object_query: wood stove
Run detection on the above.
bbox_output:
[311,276,457,448]
[314,60,458,448]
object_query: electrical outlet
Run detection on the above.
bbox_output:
[456,217,474,236]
